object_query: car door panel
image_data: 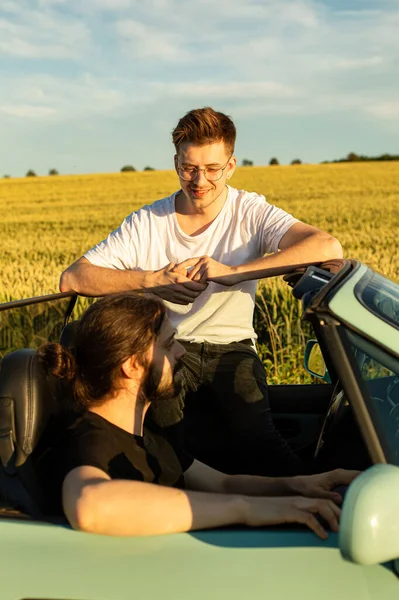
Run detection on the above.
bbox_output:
[269,383,333,451]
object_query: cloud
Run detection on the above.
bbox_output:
[0,4,91,59]
[1,0,399,176]
[276,1,319,27]
[334,9,384,18]
[366,102,399,120]
[0,105,57,118]
[0,74,130,120]
[110,0,321,64]
[1,0,398,127]
[87,0,134,9]
[296,54,387,72]
[330,56,385,69]
[138,0,319,29]
[155,81,299,100]
[0,74,301,123]
[1,1,23,14]
[115,19,183,61]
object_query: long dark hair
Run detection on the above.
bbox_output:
[37,292,166,412]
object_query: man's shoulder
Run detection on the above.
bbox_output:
[229,186,267,206]
[32,412,113,485]
[228,186,269,216]
[47,411,118,451]
[69,412,125,441]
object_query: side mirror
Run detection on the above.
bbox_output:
[340,464,399,565]
[304,341,331,383]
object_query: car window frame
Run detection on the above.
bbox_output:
[310,316,386,465]
[0,291,77,313]
[0,292,77,360]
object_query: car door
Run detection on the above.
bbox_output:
[269,382,333,454]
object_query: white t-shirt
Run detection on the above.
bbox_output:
[84,186,298,343]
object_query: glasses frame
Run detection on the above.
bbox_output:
[177,155,233,182]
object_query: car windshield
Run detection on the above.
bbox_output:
[356,271,399,331]
[346,330,399,466]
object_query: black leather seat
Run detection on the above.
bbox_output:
[0,348,59,517]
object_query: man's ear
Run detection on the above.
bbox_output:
[121,355,143,379]
[227,155,237,179]
[174,154,178,173]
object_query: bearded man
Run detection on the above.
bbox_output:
[33,293,356,538]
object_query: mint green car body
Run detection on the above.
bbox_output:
[0,519,397,600]
[0,259,398,600]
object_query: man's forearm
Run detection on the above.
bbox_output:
[69,479,245,536]
[65,470,341,538]
[231,232,343,284]
[222,473,292,497]
[59,260,151,296]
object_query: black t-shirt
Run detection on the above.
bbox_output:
[32,411,194,516]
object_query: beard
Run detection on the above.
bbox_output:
[141,359,183,406]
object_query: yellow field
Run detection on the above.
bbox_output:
[1,162,398,382]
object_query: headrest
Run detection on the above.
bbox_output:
[0,349,59,472]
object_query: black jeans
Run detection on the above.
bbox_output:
[178,340,304,477]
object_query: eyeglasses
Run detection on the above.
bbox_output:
[177,156,232,182]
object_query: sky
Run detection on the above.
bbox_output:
[0,0,398,177]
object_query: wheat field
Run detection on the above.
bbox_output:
[1,162,398,382]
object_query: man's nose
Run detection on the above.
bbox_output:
[193,168,208,185]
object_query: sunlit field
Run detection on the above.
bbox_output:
[1,162,398,383]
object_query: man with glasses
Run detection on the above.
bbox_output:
[60,107,343,477]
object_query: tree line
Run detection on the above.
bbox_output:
[2,166,156,178]
[119,154,399,168]
[242,158,302,166]
[3,152,398,178]
[321,152,399,164]
[242,152,399,167]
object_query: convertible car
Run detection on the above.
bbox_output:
[0,258,398,600]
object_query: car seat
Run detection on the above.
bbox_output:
[0,348,59,518]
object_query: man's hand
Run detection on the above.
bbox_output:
[175,256,242,286]
[243,496,341,540]
[147,263,208,305]
[286,469,360,504]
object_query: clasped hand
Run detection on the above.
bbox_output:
[150,257,242,305]
[172,256,241,286]
[149,262,208,305]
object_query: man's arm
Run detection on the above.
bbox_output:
[175,223,343,286]
[231,222,343,281]
[278,221,342,255]
[63,466,244,535]
[60,257,148,296]
[59,257,207,304]
[184,460,359,503]
[62,465,340,539]
[185,460,290,495]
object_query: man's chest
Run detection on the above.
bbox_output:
[137,219,260,269]
[175,213,217,237]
